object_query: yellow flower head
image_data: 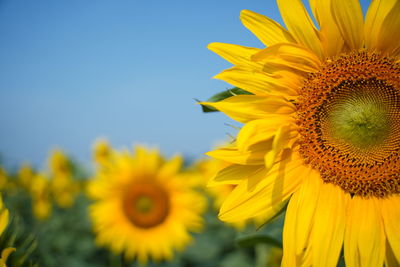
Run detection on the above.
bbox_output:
[206,1,400,266]
[48,149,78,208]
[88,145,206,264]
[30,174,52,220]
[49,149,70,175]
[92,139,112,166]
[18,164,34,190]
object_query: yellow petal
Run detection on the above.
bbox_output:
[344,197,385,267]
[311,183,349,267]
[365,0,397,50]
[219,152,306,222]
[214,67,300,97]
[264,125,293,170]
[277,0,323,59]
[376,1,400,54]
[237,118,296,152]
[331,0,364,50]
[209,164,262,186]
[200,95,295,123]
[380,195,400,263]
[309,0,344,57]
[206,146,265,166]
[0,209,8,236]
[208,42,262,70]
[158,154,182,178]
[282,169,320,265]
[134,146,161,173]
[240,9,296,46]
[252,43,321,73]
[0,248,15,263]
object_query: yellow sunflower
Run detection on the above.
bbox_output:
[30,173,52,220]
[18,164,34,190]
[88,145,205,264]
[204,0,400,266]
[48,149,79,208]
[92,139,112,166]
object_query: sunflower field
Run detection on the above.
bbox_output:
[0,144,285,267]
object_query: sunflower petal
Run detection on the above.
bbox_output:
[0,247,15,267]
[309,0,344,57]
[159,155,182,178]
[0,209,8,236]
[237,118,296,152]
[264,125,293,170]
[200,95,295,123]
[206,147,265,166]
[311,183,349,267]
[208,42,262,69]
[219,152,306,222]
[344,197,385,267]
[240,9,296,47]
[380,195,400,263]
[282,170,319,266]
[331,0,364,50]
[365,0,397,50]
[252,43,321,73]
[209,164,261,186]
[214,67,300,97]
[277,0,323,58]
[376,1,400,54]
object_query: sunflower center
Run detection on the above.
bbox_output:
[327,80,393,150]
[297,51,400,197]
[330,99,388,148]
[122,182,170,228]
[135,196,154,213]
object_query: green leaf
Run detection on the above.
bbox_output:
[236,234,282,249]
[198,87,252,113]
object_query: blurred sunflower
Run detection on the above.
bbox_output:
[92,139,112,166]
[204,0,400,266]
[48,150,79,208]
[18,164,34,191]
[88,145,205,264]
[30,174,52,220]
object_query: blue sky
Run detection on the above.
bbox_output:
[0,0,370,168]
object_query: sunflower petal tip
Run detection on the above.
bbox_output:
[207,42,221,51]
[240,9,251,17]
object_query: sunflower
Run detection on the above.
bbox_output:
[204,1,400,266]
[88,145,205,264]
[48,149,79,208]
[18,164,34,190]
[30,173,52,220]
[92,139,112,166]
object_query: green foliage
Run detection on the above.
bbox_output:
[236,234,282,249]
[0,213,38,267]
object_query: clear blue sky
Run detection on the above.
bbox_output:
[0,0,370,168]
